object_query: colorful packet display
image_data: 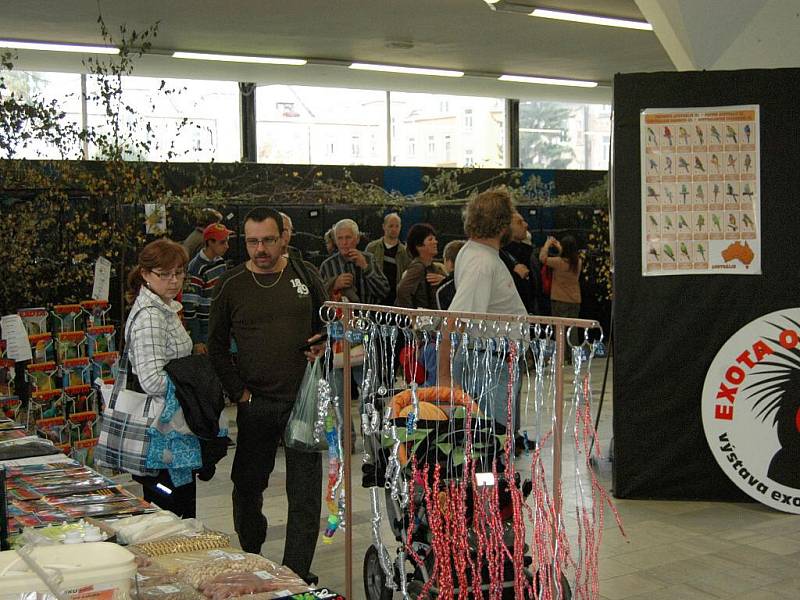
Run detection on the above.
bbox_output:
[64,385,96,417]
[0,415,24,430]
[71,436,99,467]
[3,459,154,535]
[0,356,15,396]
[56,331,87,362]
[0,428,29,443]
[62,356,91,388]
[92,351,119,384]
[36,415,69,445]
[18,307,49,335]
[81,299,111,327]
[86,325,116,356]
[2,460,83,478]
[26,391,64,428]
[45,486,137,506]
[0,396,22,421]
[16,475,113,498]
[69,410,99,443]
[29,333,55,363]
[52,304,85,333]
[27,361,60,394]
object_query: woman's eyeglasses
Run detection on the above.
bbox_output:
[151,270,186,281]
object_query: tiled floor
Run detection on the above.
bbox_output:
[195,359,800,599]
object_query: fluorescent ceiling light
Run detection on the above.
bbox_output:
[350,62,464,77]
[172,51,306,65]
[498,74,597,88]
[0,39,119,54]
[531,8,653,30]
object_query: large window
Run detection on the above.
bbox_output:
[391,93,505,168]
[519,101,611,170]
[0,71,82,159]
[86,76,240,161]
[256,85,387,165]
[3,67,613,172]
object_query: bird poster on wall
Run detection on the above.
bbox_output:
[641,105,761,276]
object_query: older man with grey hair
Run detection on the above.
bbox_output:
[319,218,389,304]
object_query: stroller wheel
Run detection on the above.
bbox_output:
[363,544,394,600]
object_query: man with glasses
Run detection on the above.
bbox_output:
[183,222,233,354]
[207,207,327,584]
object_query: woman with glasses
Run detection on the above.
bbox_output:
[125,238,196,517]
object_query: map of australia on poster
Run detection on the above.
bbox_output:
[641,105,761,276]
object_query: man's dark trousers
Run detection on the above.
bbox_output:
[231,396,322,579]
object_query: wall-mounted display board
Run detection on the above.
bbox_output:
[641,106,761,276]
[613,67,800,501]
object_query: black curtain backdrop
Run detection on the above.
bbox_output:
[612,68,800,500]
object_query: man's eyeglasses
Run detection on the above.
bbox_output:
[151,270,186,281]
[245,237,281,247]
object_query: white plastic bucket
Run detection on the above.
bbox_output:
[0,542,135,599]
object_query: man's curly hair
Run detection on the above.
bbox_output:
[463,188,514,239]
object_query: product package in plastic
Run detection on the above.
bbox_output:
[128,530,230,557]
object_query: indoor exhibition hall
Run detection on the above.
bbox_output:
[0,1,798,599]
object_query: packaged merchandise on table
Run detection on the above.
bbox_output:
[171,551,310,597]
[135,581,201,600]
[0,541,136,600]
[106,511,205,545]
[129,531,231,558]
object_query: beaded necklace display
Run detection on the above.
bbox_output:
[249,259,285,289]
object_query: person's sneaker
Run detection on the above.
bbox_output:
[302,571,319,586]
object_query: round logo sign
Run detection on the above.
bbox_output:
[702,308,800,513]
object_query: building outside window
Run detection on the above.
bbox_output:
[464,108,473,130]
[256,85,386,165]
[391,93,503,167]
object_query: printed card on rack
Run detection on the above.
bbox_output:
[52,304,85,333]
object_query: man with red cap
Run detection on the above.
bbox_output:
[183,222,234,354]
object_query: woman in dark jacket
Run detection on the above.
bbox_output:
[396,223,446,309]
[396,223,446,387]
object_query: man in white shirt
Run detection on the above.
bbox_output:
[445,188,526,431]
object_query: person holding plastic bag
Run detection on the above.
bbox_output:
[208,207,327,584]
[125,238,199,517]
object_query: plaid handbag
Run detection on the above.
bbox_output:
[95,310,159,477]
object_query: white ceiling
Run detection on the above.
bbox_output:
[0,0,678,103]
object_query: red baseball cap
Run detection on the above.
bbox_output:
[203,223,234,241]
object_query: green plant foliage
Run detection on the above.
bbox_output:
[0,12,205,314]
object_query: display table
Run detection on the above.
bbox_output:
[1,418,336,600]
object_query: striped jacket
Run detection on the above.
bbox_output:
[183,250,227,344]
[319,251,389,305]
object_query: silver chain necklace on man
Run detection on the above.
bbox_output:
[249,259,286,289]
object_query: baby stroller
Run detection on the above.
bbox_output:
[361,387,570,599]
